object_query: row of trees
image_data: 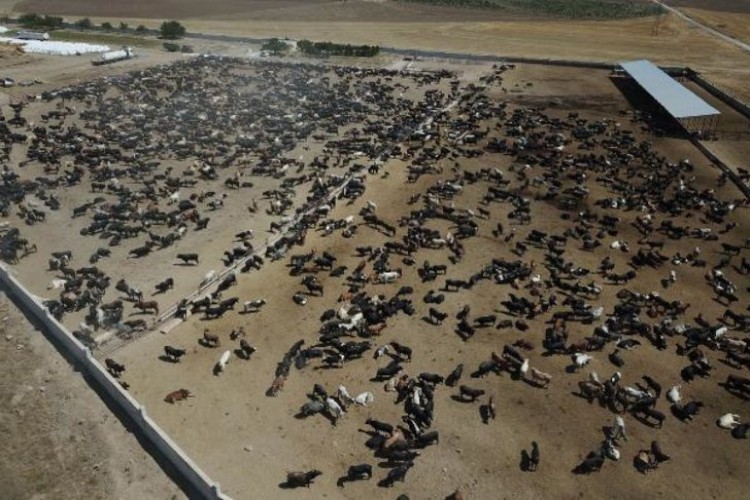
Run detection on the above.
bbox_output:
[73,18,148,34]
[74,18,185,38]
[297,40,379,57]
[15,13,186,39]
[18,13,63,29]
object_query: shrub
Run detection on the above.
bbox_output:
[160,20,186,40]
[74,18,92,30]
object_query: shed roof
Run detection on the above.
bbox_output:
[619,60,720,119]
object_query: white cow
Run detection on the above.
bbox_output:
[201,270,216,287]
[610,240,629,252]
[243,299,267,313]
[337,385,354,407]
[326,397,345,421]
[374,345,390,359]
[47,278,67,290]
[573,354,592,370]
[354,392,374,406]
[604,439,620,461]
[215,350,231,374]
[519,359,529,377]
[377,270,402,284]
[412,386,423,407]
[623,386,651,400]
[717,413,741,429]
[667,385,682,404]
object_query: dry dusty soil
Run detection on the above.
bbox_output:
[0,292,185,500]
[101,62,749,499]
[0,3,749,498]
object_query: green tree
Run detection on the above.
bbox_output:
[18,13,42,28]
[18,13,63,29]
[74,18,92,30]
[119,22,129,31]
[160,20,186,40]
[101,21,113,31]
[135,25,147,34]
[261,38,289,56]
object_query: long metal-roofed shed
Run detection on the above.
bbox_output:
[618,59,719,136]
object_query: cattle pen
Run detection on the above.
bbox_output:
[1,50,749,500]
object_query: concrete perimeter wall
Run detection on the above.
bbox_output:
[0,262,230,500]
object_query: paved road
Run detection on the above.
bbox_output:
[653,0,750,53]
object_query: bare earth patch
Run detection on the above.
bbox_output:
[0,293,184,500]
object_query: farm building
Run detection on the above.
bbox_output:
[615,59,720,137]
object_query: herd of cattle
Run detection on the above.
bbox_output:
[2,55,750,495]
[0,56,455,339]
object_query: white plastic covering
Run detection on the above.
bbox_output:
[0,37,109,55]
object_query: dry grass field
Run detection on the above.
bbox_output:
[681,8,750,43]
[12,0,529,22]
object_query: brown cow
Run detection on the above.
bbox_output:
[135,300,159,315]
[164,388,192,404]
[202,329,220,347]
[367,322,387,336]
[269,374,287,396]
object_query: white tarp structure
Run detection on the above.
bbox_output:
[0,36,109,55]
[619,59,720,134]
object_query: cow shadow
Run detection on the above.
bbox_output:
[336,476,354,488]
[631,412,657,428]
[479,404,493,424]
[158,354,178,364]
[522,378,546,389]
[450,395,472,403]
[278,481,303,490]
[520,450,531,471]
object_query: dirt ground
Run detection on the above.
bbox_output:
[0,292,184,500]
[103,63,750,500]
[0,3,748,498]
